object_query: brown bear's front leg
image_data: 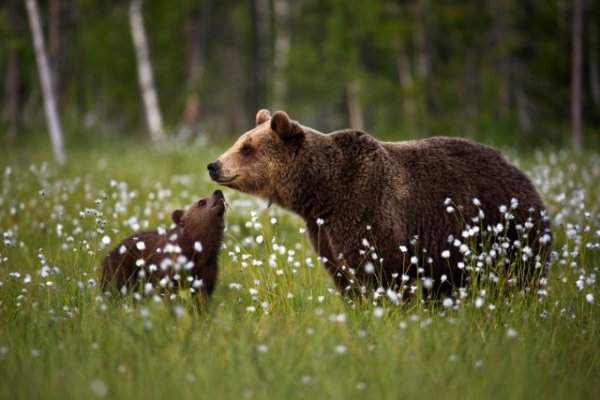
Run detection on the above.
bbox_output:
[306,221,353,294]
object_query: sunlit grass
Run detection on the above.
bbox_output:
[0,137,598,399]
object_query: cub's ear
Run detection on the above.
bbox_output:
[256,109,271,126]
[172,210,184,226]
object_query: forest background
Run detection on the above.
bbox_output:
[2,0,599,152]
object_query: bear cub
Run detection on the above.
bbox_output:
[101,190,226,300]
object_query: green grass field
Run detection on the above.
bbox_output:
[0,136,598,399]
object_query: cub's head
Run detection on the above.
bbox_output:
[207,110,305,199]
[171,190,226,241]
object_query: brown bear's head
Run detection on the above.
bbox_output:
[171,190,226,242]
[207,110,305,201]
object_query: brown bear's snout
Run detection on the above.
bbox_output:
[207,161,221,180]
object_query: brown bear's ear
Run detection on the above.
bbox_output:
[271,111,292,140]
[172,210,184,226]
[256,109,271,126]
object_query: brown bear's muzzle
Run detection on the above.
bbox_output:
[207,161,221,180]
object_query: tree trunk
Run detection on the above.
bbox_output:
[250,0,269,112]
[415,0,435,114]
[25,0,67,165]
[181,0,212,139]
[4,0,22,136]
[393,37,416,116]
[346,79,364,131]
[570,0,584,151]
[225,6,246,132]
[491,0,513,116]
[515,85,532,135]
[129,0,165,141]
[48,0,62,108]
[589,18,600,109]
[272,0,290,111]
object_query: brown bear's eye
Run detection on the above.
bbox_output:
[240,145,253,156]
[198,199,207,207]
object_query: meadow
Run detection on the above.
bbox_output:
[0,136,598,399]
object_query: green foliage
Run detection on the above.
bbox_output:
[3,0,599,146]
[0,139,599,399]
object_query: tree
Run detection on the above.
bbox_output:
[3,0,23,136]
[25,0,67,165]
[181,0,212,138]
[48,0,62,107]
[129,0,165,141]
[272,0,291,110]
[250,0,270,112]
[571,0,584,151]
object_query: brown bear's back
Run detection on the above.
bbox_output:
[373,136,550,287]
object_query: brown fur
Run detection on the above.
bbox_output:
[101,190,226,299]
[208,110,552,295]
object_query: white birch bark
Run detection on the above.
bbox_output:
[25,0,67,165]
[347,79,365,131]
[129,0,165,141]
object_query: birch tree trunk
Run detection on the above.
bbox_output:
[25,0,67,165]
[347,78,365,131]
[570,0,584,152]
[129,0,165,141]
[272,0,290,111]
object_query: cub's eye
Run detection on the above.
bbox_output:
[198,199,207,207]
[240,145,253,156]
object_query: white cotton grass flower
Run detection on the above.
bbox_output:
[586,293,594,304]
[334,344,347,354]
[194,241,203,252]
[373,307,385,318]
[90,378,108,397]
[173,305,186,319]
[135,241,146,250]
[442,298,453,308]
[256,344,269,353]
[441,250,451,259]
[101,235,111,246]
[506,327,518,338]
[364,262,375,274]
[316,218,325,226]
[386,289,400,304]
[119,245,127,255]
[422,278,434,289]
[474,297,484,308]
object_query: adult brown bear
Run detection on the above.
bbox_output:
[208,110,552,297]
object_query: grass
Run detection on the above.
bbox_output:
[0,135,599,399]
